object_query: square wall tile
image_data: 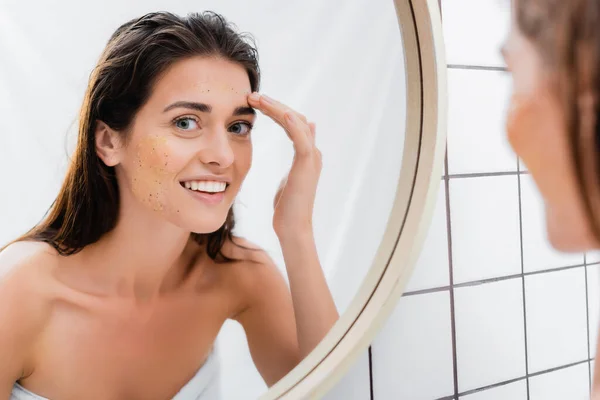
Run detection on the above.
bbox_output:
[449,176,521,284]
[406,181,450,291]
[372,291,454,400]
[521,175,584,272]
[588,251,600,264]
[323,350,370,400]
[529,363,589,400]
[525,268,588,373]
[460,380,527,400]
[454,278,526,392]
[589,265,600,357]
[447,69,516,175]
[442,0,511,67]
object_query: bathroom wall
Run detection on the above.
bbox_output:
[326,0,600,399]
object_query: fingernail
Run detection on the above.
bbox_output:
[249,92,261,102]
[262,95,273,104]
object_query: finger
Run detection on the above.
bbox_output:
[308,122,316,140]
[248,92,307,129]
[284,111,313,155]
[248,92,313,151]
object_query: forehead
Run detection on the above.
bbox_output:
[152,56,252,101]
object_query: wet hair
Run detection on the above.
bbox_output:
[516,0,600,241]
[3,11,260,261]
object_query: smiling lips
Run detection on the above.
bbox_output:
[183,180,227,193]
[181,180,228,205]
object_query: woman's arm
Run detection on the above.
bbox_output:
[277,230,338,358]
[232,239,336,387]
[237,92,339,385]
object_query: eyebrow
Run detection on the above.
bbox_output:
[163,101,256,116]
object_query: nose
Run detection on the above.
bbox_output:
[199,129,235,169]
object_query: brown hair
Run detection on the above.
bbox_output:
[516,0,600,241]
[4,11,260,260]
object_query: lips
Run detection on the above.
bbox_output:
[181,180,227,193]
[180,180,228,206]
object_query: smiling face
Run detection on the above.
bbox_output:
[502,0,600,251]
[98,56,255,234]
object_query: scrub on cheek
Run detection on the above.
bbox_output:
[131,136,173,212]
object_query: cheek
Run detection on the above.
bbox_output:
[506,93,565,175]
[130,136,178,211]
[506,94,539,162]
[234,142,252,179]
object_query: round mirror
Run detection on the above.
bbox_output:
[0,0,445,398]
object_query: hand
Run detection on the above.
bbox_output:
[247,92,322,237]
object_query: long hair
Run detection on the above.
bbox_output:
[516,0,600,242]
[3,11,260,261]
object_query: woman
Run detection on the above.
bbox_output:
[0,11,338,400]
[502,0,600,396]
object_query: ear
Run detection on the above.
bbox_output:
[95,120,123,167]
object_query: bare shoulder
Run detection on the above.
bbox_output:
[0,241,59,379]
[221,236,282,282]
[220,236,273,265]
[220,237,289,313]
[0,242,59,322]
[0,240,60,289]
[0,241,60,330]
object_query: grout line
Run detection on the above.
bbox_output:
[447,170,529,179]
[455,358,594,398]
[457,375,527,397]
[447,63,508,72]
[585,253,592,395]
[403,285,451,296]
[516,158,530,399]
[368,346,374,400]
[444,150,460,398]
[528,359,592,379]
[452,272,522,289]
[403,263,589,297]
[524,263,586,277]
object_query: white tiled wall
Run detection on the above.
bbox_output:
[366,1,596,399]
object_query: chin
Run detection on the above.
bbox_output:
[545,207,599,252]
[181,214,228,235]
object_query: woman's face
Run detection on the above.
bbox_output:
[502,6,599,250]
[106,56,255,233]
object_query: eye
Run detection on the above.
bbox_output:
[229,121,253,136]
[174,117,199,131]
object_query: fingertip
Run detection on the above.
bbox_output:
[248,92,261,103]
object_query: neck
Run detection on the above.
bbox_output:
[78,200,198,302]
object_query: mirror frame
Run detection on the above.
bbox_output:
[261,0,447,398]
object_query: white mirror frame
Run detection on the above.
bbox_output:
[261,0,447,398]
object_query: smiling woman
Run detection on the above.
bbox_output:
[0,0,446,399]
[0,11,338,400]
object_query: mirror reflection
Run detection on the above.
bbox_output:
[0,1,407,399]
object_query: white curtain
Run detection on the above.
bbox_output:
[0,0,406,398]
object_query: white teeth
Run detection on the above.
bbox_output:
[183,180,227,193]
